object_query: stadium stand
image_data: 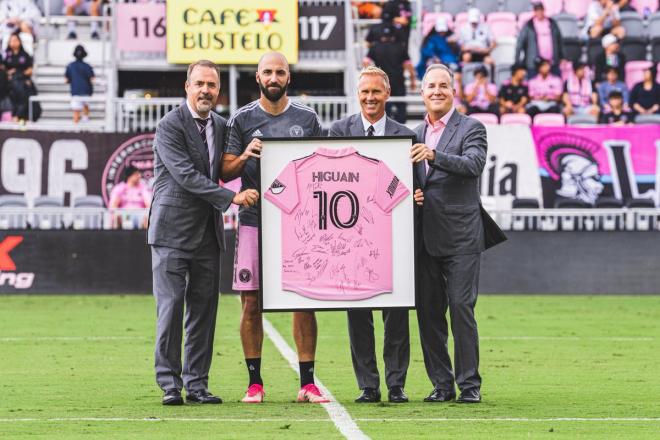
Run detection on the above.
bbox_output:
[500,112,532,124]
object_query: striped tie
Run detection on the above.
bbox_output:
[195,118,209,149]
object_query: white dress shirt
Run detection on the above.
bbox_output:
[361,113,387,136]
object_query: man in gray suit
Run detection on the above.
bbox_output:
[328,66,423,404]
[410,63,504,404]
[148,60,259,406]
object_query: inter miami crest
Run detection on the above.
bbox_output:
[238,269,252,283]
[269,179,286,194]
[289,125,304,137]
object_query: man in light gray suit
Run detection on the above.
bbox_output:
[148,60,259,406]
[328,66,423,404]
[410,64,505,404]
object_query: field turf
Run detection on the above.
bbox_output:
[1,294,659,439]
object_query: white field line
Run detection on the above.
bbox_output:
[261,317,370,440]
[0,335,653,342]
[0,417,659,423]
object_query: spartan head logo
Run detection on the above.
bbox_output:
[289,125,304,137]
[238,269,252,283]
[269,179,286,195]
[540,134,604,205]
[102,134,155,206]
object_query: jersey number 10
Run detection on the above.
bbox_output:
[313,190,359,230]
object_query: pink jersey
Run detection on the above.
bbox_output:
[109,181,151,209]
[264,147,409,301]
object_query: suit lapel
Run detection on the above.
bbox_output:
[435,111,461,154]
[211,115,222,181]
[350,114,364,136]
[180,105,210,176]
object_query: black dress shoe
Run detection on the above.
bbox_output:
[423,388,456,402]
[355,388,381,403]
[186,389,223,404]
[388,386,409,403]
[457,388,481,403]
[162,389,183,406]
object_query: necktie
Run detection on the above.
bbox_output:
[367,125,375,136]
[194,118,213,169]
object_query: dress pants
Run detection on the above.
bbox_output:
[151,218,220,393]
[416,248,482,392]
[347,308,410,390]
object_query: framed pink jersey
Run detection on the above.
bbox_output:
[263,147,410,301]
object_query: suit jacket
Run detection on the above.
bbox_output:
[328,112,415,138]
[414,110,504,257]
[148,104,235,252]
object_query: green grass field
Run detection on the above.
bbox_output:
[1,294,659,439]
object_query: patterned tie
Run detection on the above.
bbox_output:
[367,125,375,136]
[194,118,212,169]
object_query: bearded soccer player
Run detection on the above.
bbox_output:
[222,52,328,404]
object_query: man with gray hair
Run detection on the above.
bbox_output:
[149,59,259,406]
[410,63,505,404]
[328,65,423,404]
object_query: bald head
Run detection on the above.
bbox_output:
[257,51,290,72]
[256,51,290,103]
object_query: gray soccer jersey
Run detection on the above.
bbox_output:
[225,100,323,227]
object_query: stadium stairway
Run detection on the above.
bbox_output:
[30,19,112,131]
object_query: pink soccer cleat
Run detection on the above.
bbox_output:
[297,384,330,403]
[241,384,265,403]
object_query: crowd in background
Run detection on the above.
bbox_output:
[359,0,660,124]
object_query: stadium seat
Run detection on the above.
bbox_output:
[595,197,624,230]
[553,13,583,63]
[421,12,454,36]
[650,13,660,62]
[567,114,598,125]
[587,39,604,65]
[504,0,533,15]
[474,0,501,15]
[563,0,591,19]
[460,62,484,86]
[555,198,592,231]
[620,11,649,62]
[517,11,534,30]
[72,196,105,230]
[630,0,659,16]
[635,113,660,124]
[625,60,653,89]
[626,197,656,230]
[455,11,470,29]
[491,36,517,65]
[0,195,28,229]
[500,113,532,124]
[533,113,565,125]
[511,197,540,230]
[469,113,499,124]
[495,63,512,87]
[33,196,64,229]
[540,0,563,16]
[487,12,518,38]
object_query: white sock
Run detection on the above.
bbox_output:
[91,21,99,33]
[67,21,76,33]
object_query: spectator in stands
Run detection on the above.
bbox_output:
[4,31,33,122]
[366,3,406,47]
[0,0,40,55]
[499,64,529,115]
[354,1,383,19]
[65,44,95,124]
[598,89,634,124]
[526,58,562,117]
[515,0,564,78]
[562,62,600,118]
[458,8,495,68]
[464,64,498,115]
[594,33,625,82]
[584,0,625,40]
[629,65,660,116]
[381,0,412,51]
[65,0,102,40]
[416,16,459,79]
[596,66,629,109]
[0,55,10,121]
[364,24,416,123]
[109,165,152,229]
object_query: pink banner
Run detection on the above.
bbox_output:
[116,3,166,53]
[532,125,660,207]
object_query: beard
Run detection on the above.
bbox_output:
[195,93,214,113]
[259,80,287,102]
